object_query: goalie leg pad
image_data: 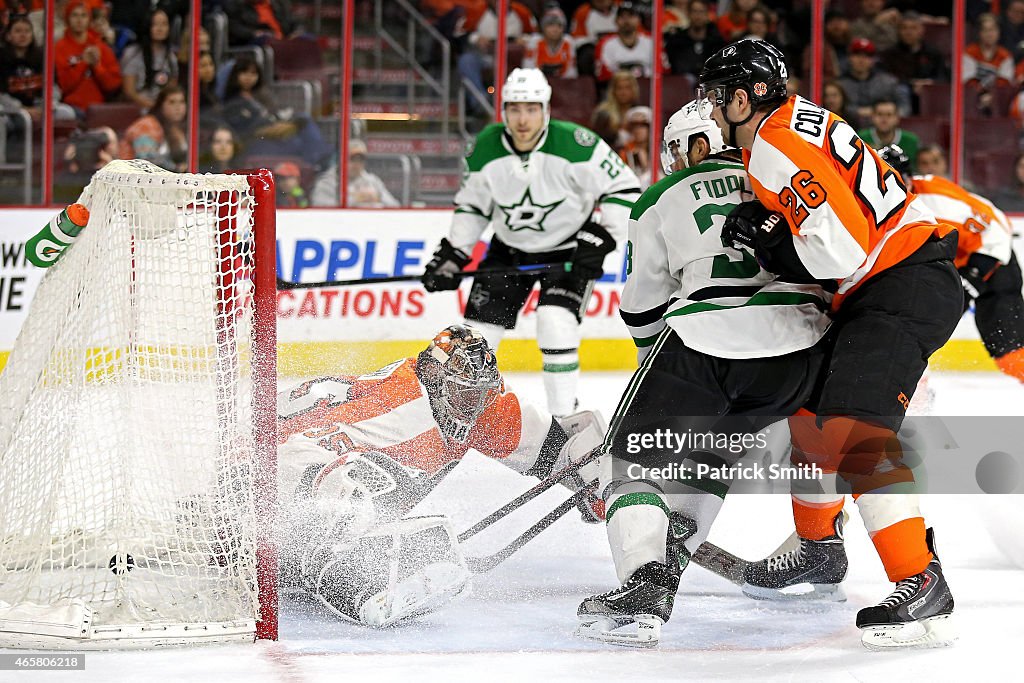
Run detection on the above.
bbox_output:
[304,515,471,628]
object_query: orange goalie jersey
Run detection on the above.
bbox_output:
[909,174,1013,269]
[277,357,555,476]
[743,96,954,308]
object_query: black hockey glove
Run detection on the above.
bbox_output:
[958,252,1001,300]
[572,221,616,280]
[421,238,472,292]
[721,200,788,253]
[722,201,815,280]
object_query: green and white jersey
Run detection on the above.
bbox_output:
[449,120,642,253]
[621,157,832,359]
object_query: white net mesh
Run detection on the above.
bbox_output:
[0,161,268,645]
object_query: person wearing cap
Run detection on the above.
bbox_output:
[594,1,658,83]
[618,105,651,188]
[274,161,309,208]
[837,36,908,128]
[522,6,578,79]
[310,139,400,208]
[54,0,123,116]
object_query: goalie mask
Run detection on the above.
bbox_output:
[661,99,729,173]
[416,325,502,443]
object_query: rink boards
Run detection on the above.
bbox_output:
[2,207,1020,375]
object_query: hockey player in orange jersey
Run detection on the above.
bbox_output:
[276,324,604,627]
[697,39,961,650]
[877,143,1024,384]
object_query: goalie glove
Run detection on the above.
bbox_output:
[421,238,472,292]
[959,252,1001,300]
[571,221,616,281]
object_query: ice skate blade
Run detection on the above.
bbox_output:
[860,614,957,651]
[742,582,846,602]
[575,614,662,648]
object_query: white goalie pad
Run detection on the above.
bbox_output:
[304,515,471,628]
[555,410,607,484]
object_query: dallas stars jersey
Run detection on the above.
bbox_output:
[621,158,831,359]
[449,120,642,254]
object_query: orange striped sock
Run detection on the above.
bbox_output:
[995,348,1024,382]
[869,516,933,582]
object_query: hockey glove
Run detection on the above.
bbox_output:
[421,238,472,292]
[572,221,616,280]
[959,252,1001,300]
[721,200,788,253]
[722,201,816,280]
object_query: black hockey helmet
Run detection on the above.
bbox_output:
[876,143,912,180]
[697,39,790,111]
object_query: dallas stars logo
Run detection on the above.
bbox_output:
[497,188,563,232]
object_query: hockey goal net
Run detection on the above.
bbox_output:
[0,160,278,648]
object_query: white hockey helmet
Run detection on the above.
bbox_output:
[661,98,728,174]
[501,67,553,128]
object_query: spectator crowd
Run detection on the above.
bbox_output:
[4,1,1024,205]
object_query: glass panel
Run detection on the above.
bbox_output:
[0,4,47,204]
[960,7,1018,201]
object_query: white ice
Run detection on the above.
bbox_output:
[13,371,1024,682]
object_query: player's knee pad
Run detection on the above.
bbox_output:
[536,305,581,356]
[304,515,470,627]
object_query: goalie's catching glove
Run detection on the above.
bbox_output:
[572,221,616,281]
[959,252,1001,300]
[421,238,472,292]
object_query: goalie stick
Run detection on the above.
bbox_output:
[277,262,571,290]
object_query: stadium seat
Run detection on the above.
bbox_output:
[267,37,323,79]
[916,82,951,116]
[922,22,953,59]
[549,76,597,126]
[900,116,950,148]
[84,103,143,133]
[966,149,1019,195]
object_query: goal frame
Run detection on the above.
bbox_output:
[0,167,279,647]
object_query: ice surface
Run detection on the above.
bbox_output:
[10,371,1024,682]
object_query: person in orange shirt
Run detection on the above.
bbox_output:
[879,144,1024,384]
[522,6,578,79]
[54,0,122,116]
[698,39,960,650]
[276,324,605,626]
[715,0,757,42]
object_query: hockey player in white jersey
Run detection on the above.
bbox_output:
[421,68,642,416]
[276,324,604,627]
[575,100,833,647]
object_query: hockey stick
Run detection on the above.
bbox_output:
[466,480,599,573]
[457,447,602,544]
[276,262,571,290]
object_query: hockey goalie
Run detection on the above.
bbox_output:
[275,324,604,627]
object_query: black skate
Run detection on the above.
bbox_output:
[576,561,680,648]
[742,511,848,602]
[857,528,956,650]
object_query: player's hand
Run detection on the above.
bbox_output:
[572,221,615,280]
[721,200,787,252]
[421,238,472,292]
[959,252,1001,299]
